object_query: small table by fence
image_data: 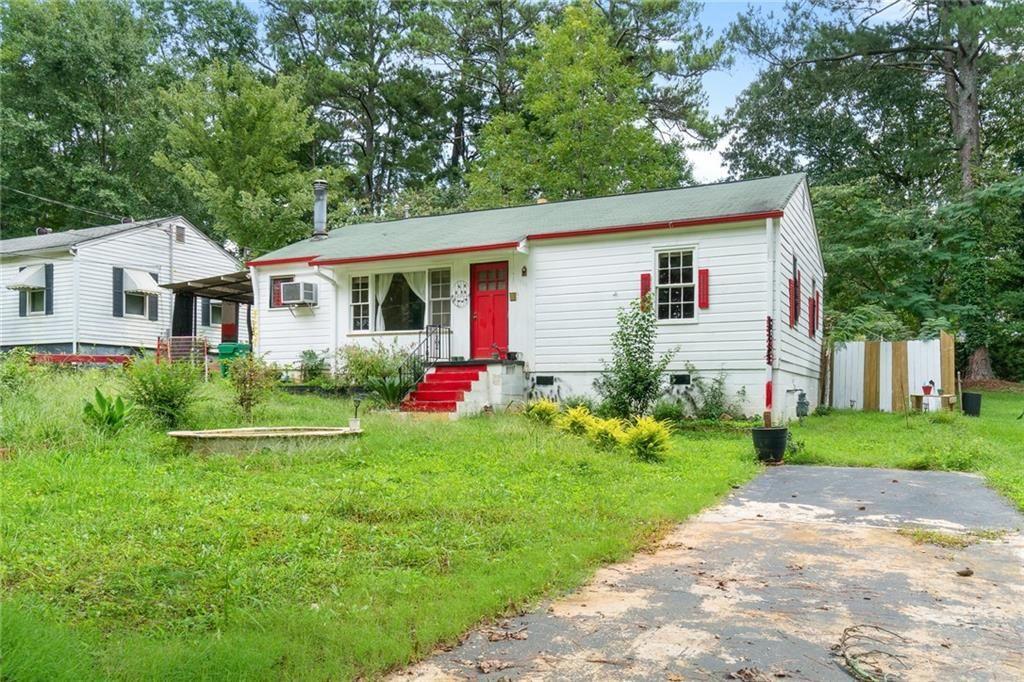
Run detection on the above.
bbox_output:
[909,393,956,412]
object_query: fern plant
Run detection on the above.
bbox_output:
[83,388,133,434]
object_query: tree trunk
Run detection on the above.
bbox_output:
[965,346,995,380]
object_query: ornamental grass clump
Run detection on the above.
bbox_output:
[621,416,672,462]
[525,398,560,424]
[585,416,626,450]
[555,405,593,436]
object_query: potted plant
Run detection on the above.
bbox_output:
[922,380,935,396]
[752,421,788,464]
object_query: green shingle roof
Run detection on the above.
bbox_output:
[252,174,805,266]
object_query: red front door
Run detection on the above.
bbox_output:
[470,261,509,359]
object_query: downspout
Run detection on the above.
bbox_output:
[248,265,260,354]
[765,217,777,421]
[70,246,80,353]
[313,265,339,370]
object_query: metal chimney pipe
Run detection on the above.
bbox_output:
[312,179,328,239]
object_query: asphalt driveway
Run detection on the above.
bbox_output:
[395,466,1023,681]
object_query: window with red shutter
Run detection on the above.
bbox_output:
[788,278,796,327]
[698,268,709,309]
[269,276,294,308]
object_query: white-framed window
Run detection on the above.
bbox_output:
[655,249,696,321]
[428,268,451,327]
[124,291,148,317]
[351,276,370,330]
[210,301,222,325]
[27,288,46,315]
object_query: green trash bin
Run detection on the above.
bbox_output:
[218,342,251,376]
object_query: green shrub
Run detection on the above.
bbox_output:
[585,417,625,450]
[651,398,684,423]
[812,404,833,417]
[336,341,408,387]
[0,348,36,396]
[299,349,329,383]
[82,388,133,434]
[562,395,597,412]
[555,405,593,436]
[682,365,744,420]
[621,416,672,462]
[525,399,560,424]
[366,375,415,408]
[123,356,202,427]
[594,295,676,417]
[229,354,280,421]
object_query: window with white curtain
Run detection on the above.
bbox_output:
[353,268,452,332]
[377,272,427,331]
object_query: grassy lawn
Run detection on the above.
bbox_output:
[0,370,757,681]
[787,390,1024,509]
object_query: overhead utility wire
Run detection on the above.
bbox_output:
[1,185,130,223]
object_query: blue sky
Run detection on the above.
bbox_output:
[688,1,773,182]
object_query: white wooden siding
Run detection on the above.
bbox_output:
[76,220,244,349]
[0,252,75,347]
[2,219,243,351]
[530,222,768,373]
[775,182,825,379]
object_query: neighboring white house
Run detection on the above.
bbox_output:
[248,174,825,421]
[1,217,248,355]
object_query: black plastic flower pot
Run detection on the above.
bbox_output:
[961,392,982,417]
[752,426,788,464]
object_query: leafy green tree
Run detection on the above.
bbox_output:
[595,0,727,145]
[267,0,448,214]
[155,62,334,253]
[411,0,548,180]
[139,0,264,73]
[728,0,1024,193]
[468,2,687,206]
[0,0,201,236]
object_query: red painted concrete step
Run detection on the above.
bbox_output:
[401,399,458,413]
[400,365,487,413]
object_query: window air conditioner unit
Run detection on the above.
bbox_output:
[280,281,318,307]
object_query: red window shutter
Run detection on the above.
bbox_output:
[788,278,796,327]
[808,293,815,337]
[272,279,283,307]
[698,268,709,309]
[640,272,651,300]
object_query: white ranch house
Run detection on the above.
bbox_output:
[250,173,824,421]
[1,217,248,357]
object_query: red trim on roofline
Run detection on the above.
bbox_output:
[246,255,318,267]
[311,241,520,266]
[526,210,784,241]
[253,209,785,268]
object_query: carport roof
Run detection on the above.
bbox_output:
[248,173,805,267]
[162,270,253,305]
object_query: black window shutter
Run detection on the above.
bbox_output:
[201,298,210,326]
[44,263,54,315]
[112,267,124,317]
[148,272,159,321]
[18,266,26,317]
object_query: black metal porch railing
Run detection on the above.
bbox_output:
[397,325,452,392]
